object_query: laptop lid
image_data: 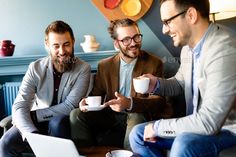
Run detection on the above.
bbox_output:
[25,133,84,157]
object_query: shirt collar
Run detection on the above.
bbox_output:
[120,57,137,67]
[192,23,212,58]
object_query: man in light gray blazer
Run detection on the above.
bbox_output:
[129,0,236,157]
[0,20,91,157]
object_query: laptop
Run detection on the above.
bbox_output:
[25,132,85,157]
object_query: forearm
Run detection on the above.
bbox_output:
[35,102,73,122]
[12,105,38,133]
[154,77,183,96]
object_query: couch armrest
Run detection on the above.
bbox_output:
[0,115,12,134]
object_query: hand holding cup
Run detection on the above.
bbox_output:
[79,96,102,112]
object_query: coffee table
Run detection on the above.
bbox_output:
[78,146,120,157]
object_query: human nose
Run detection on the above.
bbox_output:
[58,46,66,55]
[162,24,170,35]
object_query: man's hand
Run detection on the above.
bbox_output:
[79,98,88,112]
[104,92,131,112]
[144,123,157,143]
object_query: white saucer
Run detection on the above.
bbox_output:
[105,150,133,157]
[85,105,106,111]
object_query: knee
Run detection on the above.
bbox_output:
[70,108,81,124]
[49,115,69,130]
[0,135,9,151]
[129,123,145,143]
[129,124,139,139]
[174,132,197,146]
[0,133,14,152]
[170,132,197,156]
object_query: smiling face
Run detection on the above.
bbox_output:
[160,0,191,47]
[45,31,75,73]
[114,25,142,63]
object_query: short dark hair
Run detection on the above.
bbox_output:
[45,20,75,42]
[107,18,139,40]
[160,0,210,20]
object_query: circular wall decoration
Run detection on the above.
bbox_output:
[92,0,153,21]
[121,0,142,17]
[104,0,121,9]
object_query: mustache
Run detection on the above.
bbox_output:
[128,44,140,49]
[61,56,77,64]
[129,45,138,48]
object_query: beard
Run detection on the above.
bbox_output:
[118,43,141,59]
[50,48,75,73]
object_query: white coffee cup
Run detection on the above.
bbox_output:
[133,76,150,94]
[106,150,133,157]
[85,96,102,107]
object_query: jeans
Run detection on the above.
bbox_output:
[129,122,236,157]
[0,115,70,157]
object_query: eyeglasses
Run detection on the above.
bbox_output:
[117,34,143,46]
[162,10,187,27]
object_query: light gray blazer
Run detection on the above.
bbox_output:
[12,56,91,134]
[155,23,236,137]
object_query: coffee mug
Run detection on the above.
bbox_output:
[106,150,133,157]
[133,76,150,94]
[85,96,102,107]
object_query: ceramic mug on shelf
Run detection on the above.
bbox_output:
[0,40,15,57]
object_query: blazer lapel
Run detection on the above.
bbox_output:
[131,57,144,97]
[112,54,120,93]
[194,24,217,110]
[46,60,54,106]
[58,72,70,103]
[184,48,194,115]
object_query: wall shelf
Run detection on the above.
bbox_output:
[0,50,117,76]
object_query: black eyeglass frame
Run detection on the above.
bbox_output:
[117,34,143,46]
[162,10,187,27]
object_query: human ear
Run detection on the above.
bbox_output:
[114,40,119,51]
[186,7,198,24]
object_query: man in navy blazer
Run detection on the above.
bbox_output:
[0,20,91,157]
[129,0,236,156]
